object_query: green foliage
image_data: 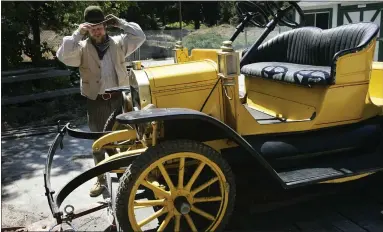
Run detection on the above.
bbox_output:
[1,2,30,69]
[1,0,238,69]
[219,1,236,24]
[165,21,207,30]
[1,1,136,69]
[183,32,225,51]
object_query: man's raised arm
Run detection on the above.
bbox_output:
[56,28,84,67]
[116,18,146,58]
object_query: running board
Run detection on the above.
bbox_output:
[277,150,383,188]
[244,104,316,125]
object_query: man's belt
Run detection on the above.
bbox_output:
[97,92,120,100]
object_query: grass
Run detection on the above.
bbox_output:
[183,24,288,50]
[181,24,288,51]
[165,22,208,30]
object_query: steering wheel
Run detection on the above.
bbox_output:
[235,1,269,28]
[265,1,305,28]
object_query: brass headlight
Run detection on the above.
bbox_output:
[218,41,240,86]
[129,69,152,110]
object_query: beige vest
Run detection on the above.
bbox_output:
[79,37,130,100]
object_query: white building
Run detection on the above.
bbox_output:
[297,1,383,61]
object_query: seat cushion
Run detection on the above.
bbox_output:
[241,22,380,68]
[241,62,331,86]
[240,23,379,86]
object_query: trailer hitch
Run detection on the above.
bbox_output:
[63,202,109,223]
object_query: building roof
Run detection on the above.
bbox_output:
[298,1,380,9]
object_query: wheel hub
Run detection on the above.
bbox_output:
[174,196,191,215]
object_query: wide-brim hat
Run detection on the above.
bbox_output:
[84,5,110,25]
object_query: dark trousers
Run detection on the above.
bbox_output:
[86,94,122,178]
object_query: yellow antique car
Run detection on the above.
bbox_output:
[44,1,383,231]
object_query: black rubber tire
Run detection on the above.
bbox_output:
[115,140,236,232]
[103,107,122,132]
[103,107,123,179]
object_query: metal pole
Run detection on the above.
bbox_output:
[179,1,182,41]
[245,29,247,47]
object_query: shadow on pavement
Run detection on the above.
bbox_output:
[1,125,92,201]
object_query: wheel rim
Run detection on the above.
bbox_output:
[127,152,229,232]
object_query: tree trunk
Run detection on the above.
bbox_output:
[194,19,200,30]
[30,3,41,66]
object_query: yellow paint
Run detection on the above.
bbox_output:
[320,172,374,183]
[143,59,224,121]
[316,83,369,124]
[96,148,147,166]
[369,61,383,107]
[174,47,190,63]
[127,152,229,231]
[154,86,224,120]
[190,49,220,64]
[246,90,316,120]
[174,47,220,64]
[92,129,137,151]
[145,59,217,88]
[335,41,376,84]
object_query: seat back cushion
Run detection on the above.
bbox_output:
[242,22,379,67]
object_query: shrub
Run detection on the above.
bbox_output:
[182,32,225,50]
[165,21,207,30]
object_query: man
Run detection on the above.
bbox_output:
[56,5,146,197]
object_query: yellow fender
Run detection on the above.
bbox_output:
[369,62,383,107]
[96,148,147,166]
[92,129,137,152]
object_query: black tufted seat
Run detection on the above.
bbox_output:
[241,22,380,86]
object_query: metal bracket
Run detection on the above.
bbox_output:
[219,73,236,86]
[57,120,64,149]
[62,202,109,223]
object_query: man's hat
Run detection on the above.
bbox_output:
[84,5,105,24]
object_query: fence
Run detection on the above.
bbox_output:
[1,56,174,106]
[1,68,76,105]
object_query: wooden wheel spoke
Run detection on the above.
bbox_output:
[184,214,198,232]
[157,212,174,231]
[178,157,185,189]
[141,180,170,197]
[193,196,222,203]
[174,215,181,231]
[134,199,166,208]
[185,162,205,191]
[191,206,215,221]
[138,207,167,228]
[191,177,219,196]
[158,163,175,192]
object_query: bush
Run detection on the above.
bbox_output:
[182,32,225,50]
[165,21,207,30]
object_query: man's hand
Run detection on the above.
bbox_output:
[78,23,93,35]
[105,14,121,27]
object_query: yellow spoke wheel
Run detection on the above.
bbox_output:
[115,140,236,232]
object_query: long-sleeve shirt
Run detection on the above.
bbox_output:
[56,19,146,94]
